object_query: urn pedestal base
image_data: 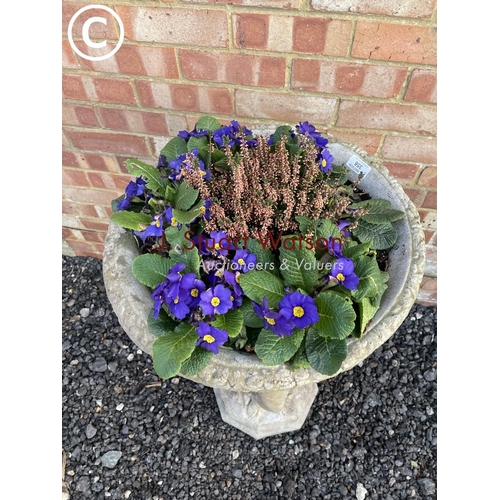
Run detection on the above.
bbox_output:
[213,383,319,440]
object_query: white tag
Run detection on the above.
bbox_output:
[346,154,372,178]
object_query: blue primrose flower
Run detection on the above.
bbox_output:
[207,231,234,256]
[180,273,206,308]
[296,121,328,149]
[199,285,234,316]
[223,271,244,307]
[338,220,351,238]
[232,249,257,273]
[253,297,294,337]
[329,257,359,291]
[164,207,181,229]
[157,154,169,168]
[117,178,146,210]
[318,149,334,173]
[278,291,319,329]
[196,322,229,354]
[134,214,164,243]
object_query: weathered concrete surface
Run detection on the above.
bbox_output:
[103,135,426,439]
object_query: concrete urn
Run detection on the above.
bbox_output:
[103,135,426,440]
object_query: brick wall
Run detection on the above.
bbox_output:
[62,0,437,306]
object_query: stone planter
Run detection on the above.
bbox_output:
[103,135,426,440]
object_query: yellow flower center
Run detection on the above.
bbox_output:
[211,297,221,307]
[230,296,234,301]
[201,170,207,176]
[200,207,206,214]
[322,159,327,167]
[264,316,275,325]
[215,269,224,277]
[155,220,161,227]
[293,306,305,318]
[171,217,178,226]
[235,273,240,283]
[237,258,246,266]
[203,334,215,343]
[214,243,221,250]
[174,297,179,304]
[191,289,199,297]
[336,273,345,282]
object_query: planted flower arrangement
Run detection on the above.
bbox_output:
[108,115,408,383]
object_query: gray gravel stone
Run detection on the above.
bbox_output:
[101,450,122,469]
[418,478,436,495]
[80,308,90,318]
[88,357,107,372]
[85,424,97,439]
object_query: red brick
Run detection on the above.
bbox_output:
[65,239,99,256]
[62,3,119,39]
[422,190,437,209]
[79,153,121,173]
[383,161,419,184]
[87,172,129,191]
[62,74,87,100]
[137,81,234,115]
[179,50,286,87]
[352,22,437,65]
[62,133,71,148]
[65,130,150,156]
[93,78,136,106]
[234,14,269,49]
[82,231,106,244]
[117,45,178,78]
[62,168,90,187]
[293,17,330,53]
[62,227,76,240]
[337,101,436,135]
[80,218,111,232]
[115,6,228,47]
[417,277,437,306]
[328,130,382,156]
[97,108,129,131]
[292,59,407,98]
[63,151,79,168]
[403,188,425,207]
[63,202,99,219]
[62,40,78,69]
[418,166,437,188]
[63,186,121,206]
[311,0,435,18]
[235,89,336,124]
[382,136,437,164]
[63,103,99,127]
[423,230,435,245]
[405,69,437,103]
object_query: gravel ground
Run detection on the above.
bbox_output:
[62,255,437,500]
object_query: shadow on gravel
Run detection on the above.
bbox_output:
[62,256,437,500]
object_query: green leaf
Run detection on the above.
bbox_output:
[160,136,188,161]
[352,220,398,250]
[271,125,293,144]
[288,337,311,370]
[126,159,166,192]
[165,186,176,204]
[306,329,348,376]
[295,216,315,235]
[315,219,342,243]
[349,199,405,224]
[314,291,356,339]
[240,298,264,328]
[254,328,304,366]
[179,347,214,376]
[212,308,244,338]
[111,195,125,213]
[172,199,204,224]
[131,254,173,288]
[245,238,280,276]
[170,247,201,277]
[187,135,209,152]
[165,224,188,252]
[110,211,151,230]
[195,115,222,133]
[152,323,198,379]
[239,270,285,309]
[350,254,385,302]
[352,297,378,338]
[148,308,180,337]
[341,241,373,260]
[174,181,199,211]
[279,240,320,294]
